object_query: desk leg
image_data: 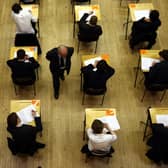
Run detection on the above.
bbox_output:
[83,116,86,140]
[125,7,130,40]
[134,53,140,88]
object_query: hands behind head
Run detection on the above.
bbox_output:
[32,110,37,117]
[93,60,99,68]
[88,11,94,15]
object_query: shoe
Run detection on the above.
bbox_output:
[60,75,65,81]
[36,143,45,149]
[54,93,59,99]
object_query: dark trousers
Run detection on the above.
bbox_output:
[51,70,65,94]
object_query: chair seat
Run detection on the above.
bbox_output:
[13,77,35,85]
[85,88,106,95]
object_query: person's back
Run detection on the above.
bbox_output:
[11,3,36,34]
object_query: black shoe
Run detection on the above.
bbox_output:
[36,143,45,149]
[60,75,65,81]
[54,93,59,99]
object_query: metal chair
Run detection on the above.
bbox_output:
[82,88,106,105]
[141,83,168,102]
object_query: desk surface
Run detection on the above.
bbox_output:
[10,100,40,126]
[75,5,101,22]
[21,4,39,19]
[85,108,116,128]
[149,107,168,124]
[10,46,38,60]
[81,54,110,67]
[129,3,154,22]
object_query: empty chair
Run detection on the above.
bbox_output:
[15,33,42,55]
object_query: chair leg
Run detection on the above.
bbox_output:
[33,84,36,96]
[95,41,98,53]
[120,0,123,6]
[85,154,88,163]
[101,93,105,105]
[160,90,167,102]
[82,93,85,105]
[141,89,147,102]
[77,41,80,53]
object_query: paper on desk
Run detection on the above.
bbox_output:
[84,56,102,66]
[134,10,150,21]
[14,51,34,58]
[156,114,168,127]
[16,105,36,124]
[79,10,96,21]
[141,57,160,71]
[98,116,120,131]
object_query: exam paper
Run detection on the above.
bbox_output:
[16,105,36,124]
[98,116,120,131]
[84,56,102,66]
[141,57,160,71]
[79,10,96,21]
[14,51,34,58]
[156,114,168,126]
[134,10,150,21]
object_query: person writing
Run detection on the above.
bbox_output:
[7,49,39,84]
[46,45,74,99]
[129,10,161,50]
[7,110,45,156]
[81,60,115,91]
[144,49,168,87]
[81,119,117,154]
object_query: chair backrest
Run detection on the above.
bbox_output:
[78,33,99,42]
[147,83,168,91]
[91,150,111,157]
[85,88,106,95]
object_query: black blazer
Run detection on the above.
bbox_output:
[78,13,102,41]
[7,58,39,81]
[7,117,42,154]
[81,64,115,90]
[46,47,74,74]
[148,61,168,84]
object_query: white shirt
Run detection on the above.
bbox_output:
[12,9,37,34]
[87,128,117,151]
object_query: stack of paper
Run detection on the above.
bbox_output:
[14,51,34,58]
[134,10,150,21]
[79,10,96,21]
[16,105,36,125]
[156,114,168,127]
[141,57,160,72]
[98,116,120,131]
[84,56,102,66]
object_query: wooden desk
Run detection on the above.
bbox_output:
[73,5,101,37]
[124,3,154,39]
[10,46,38,60]
[143,107,168,141]
[120,0,140,7]
[83,108,117,140]
[80,54,110,90]
[134,50,160,87]
[10,100,40,127]
[21,4,40,37]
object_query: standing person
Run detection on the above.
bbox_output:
[11,3,37,34]
[129,10,161,49]
[46,45,74,99]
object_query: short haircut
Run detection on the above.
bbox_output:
[159,50,168,61]
[89,15,98,26]
[91,119,104,134]
[17,49,26,59]
[12,3,22,14]
[7,112,18,129]
[149,10,160,22]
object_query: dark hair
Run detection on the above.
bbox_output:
[97,60,111,73]
[7,113,18,129]
[12,3,22,14]
[90,15,98,26]
[91,119,104,134]
[17,49,26,59]
[159,50,168,61]
[149,10,160,22]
